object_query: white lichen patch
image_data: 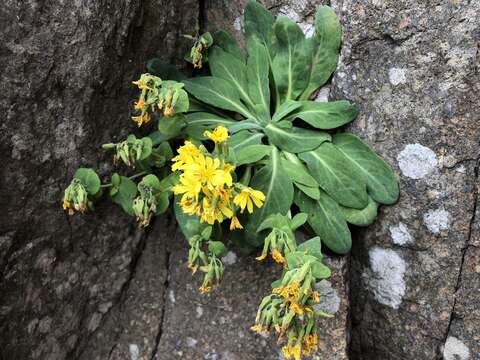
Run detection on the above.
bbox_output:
[221,251,238,266]
[362,247,406,309]
[129,344,140,360]
[186,337,198,347]
[389,223,414,245]
[388,67,407,85]
[423,208,451,234]
[313,280,341,314]
[443,337,470,360]
[397,144,438,179]
[233,16,243,32]
[314,86,330,102]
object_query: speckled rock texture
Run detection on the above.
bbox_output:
[2,0,479,359]
[0,1,196,359]
[329,0,479,359]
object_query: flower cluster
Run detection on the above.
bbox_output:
[132,74,186,126]
[172,126,265,230]
[256,228,296,264]
[63,178,89,215]
[189,32,213,69]
[132,183,157,227]
[252,262,326,360]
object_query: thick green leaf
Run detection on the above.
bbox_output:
[300,6,342,100]
[246,148,294,242]
[154,191,169,215]
[295,190,351,254]
[272,100,302,122]
[148,131,173,146]
[311,261,331,279]
[341,196,379,226]
[227,120,262,134]
[244,0,275,50]
[297,236,322,259]
[184,77,252,118]
[257,213,292,234]
[209,241,228,257]
[173,89,190,114]
[158,173,179,192]
[333,133,399,204]
[291,213,308,231]
[299,142,368,209]
[140,174,161,191]
[280,155,318,188]
[209,46,255,109]
[246,37,271,115]
[228,131,264,152]
[286,251,318,269]
[111,176,137,215]
[140,137,153,160]
[234,144,272,166]
[158,114,185,137]
[288,100,358,129]
[271,17,311,103]
[184,112,235,127]
[74,168,101,195]
[265,123,331,153]
[295,183,321,200]
[212,30,244,60]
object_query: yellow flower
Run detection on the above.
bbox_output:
[312,291,320,303]
[203,126,229,144]
[229,216,243,230]
[290,301,304,316]
[172,175,202,200]
[255,253,267,261]
[199,285,212,293]
[131,112,151,127]
[184,153,222,189]
[250,324,264,334]
[282,342,302,360]
[234,187,265,213]
[302,334,318,355]
[187,262,198,274]
[171,141,201,171]
[134,97,145,110]
[62,199,70,210]
[164,106,173,117]
[271,249,285,264]
[132,75,152,90]
[273,282,300,303]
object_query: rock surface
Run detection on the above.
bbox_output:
[0,1,196,359]
[2,0,479,359]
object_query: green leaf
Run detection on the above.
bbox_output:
[341,196,379,226]
[184,112,236,127]
[140,174,161,190]
[228,131,264,152]
[111,176,137,215]
[300,6,342,100]
[174,197,208,239]
[265,123,331,153]
[148,131,173,146]
[146,58,186,81]
[111,173,121,187]
[140,137,153,160]
[297,236,322,259]
[272,100,302,122]
[154,191,169,215]
[271,17,311,102]
[299,142,368,209]
[246,36,270,115]
[208,46,255,109]
[227,120,262,134]
[184,77,252,118]
[285,251,318,269]
[173,89,190,114]
[158,114,186,137]
[209,241,228,257]
[257,213,291,233]
[311,261,331,279]
[212,30,244,60]
[295,190,351,254]
[288,100,358,129]
[74,168,101,195]
[280,152,318,187]
[244,0,275,51]
[291,213,308,231]
[295,183,321,200]
[333,133,399,205]
[158,173,179,192]
[234,144,272,166]
[245,148,294,243]
[201,226,213,240]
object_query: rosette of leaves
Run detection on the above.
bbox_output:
[151,1,399,253]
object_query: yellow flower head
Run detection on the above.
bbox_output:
[132,74,153,90]
[199,285,212,294]
[134,97,145,111]
[282,342,302,360]
[290,301,304,316]
[250,324,265,334]
[312,291,320,303]
[255,253,267,261]
[230,216,243,230]
[171,141,201,171]
[302,334,318,356]
[233,187,265,214]
[203,126,229,144]
[131,112,151,127]
[271,249,285,264]
[164,106,173,117]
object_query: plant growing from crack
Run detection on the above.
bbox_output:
[62,1,399,358]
